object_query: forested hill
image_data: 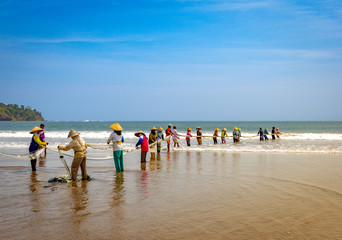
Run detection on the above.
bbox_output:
[0,103,44,121]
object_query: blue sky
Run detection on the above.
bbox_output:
[1,0,341,121]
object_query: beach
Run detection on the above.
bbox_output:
[1,150,342,240]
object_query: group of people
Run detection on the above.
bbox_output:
[257,127,282,141]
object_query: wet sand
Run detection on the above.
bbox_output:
[1,151,342,239]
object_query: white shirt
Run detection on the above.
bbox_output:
[107,132,123,151]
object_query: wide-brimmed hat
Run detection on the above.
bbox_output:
[30,126,43,134]
[196,127,201,130]
[157,126,164,131]
[276,128,279,130]
[265,128,268,130]
[68,128,80,138]
[109,122,123,131]
[151,126,157,131]
[233,127,237,131]
[215,128,219,131]
[187,128,192,131]
[134,130,145,137]
[222,128,227,131]
[238,128,242,131]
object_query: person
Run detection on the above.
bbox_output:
[196,127,202,145]
[276,128,282,138]
[221,128,228,143]
[28,126,47,171]
[213,128,219,144]
[165,124,172,152]
[149,126,158,160]
[264,128,269,140]
[237,128,242,143]
[271,127,276,140]
[58,129,87,181]
[232,127,239,143]
[186,128,192,146]
[107,122,124,173]
[258,128,264,141]
[172,126,180,147]
[39,124,47,156]
[135,130,149,163]
[157,127,164,154]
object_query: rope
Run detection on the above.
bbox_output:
[0,148,45,160]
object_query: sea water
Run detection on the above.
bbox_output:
[1,121,342,154]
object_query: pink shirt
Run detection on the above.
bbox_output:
[186,131,192,141]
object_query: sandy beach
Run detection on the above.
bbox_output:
[1,150,342,240]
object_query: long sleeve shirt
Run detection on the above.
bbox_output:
[59,136,87,158]
[107,132,124,151]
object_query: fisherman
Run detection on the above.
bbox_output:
[172,126,180,147]
[258,128,264,141]
[232,127,239,143]
[157,127,164,154]
[29,126,47,171]
[276,128,282,138]
[196,127,202,145]
[186,128,192,146]
[237,128,242,142]
[107,123,124,173]
[58,129,87,181]
[264,128,269,140]
[39,124,47,156]
[221,128,228,144]
[213,128,219,144]
[271,127,276,140]
[165,124,172,152]
[149,126,158,160]
[135,130,149,163]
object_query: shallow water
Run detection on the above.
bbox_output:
[1,151,342,239]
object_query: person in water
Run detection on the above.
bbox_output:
[276,128,282,138]
[135,130,149,163]
[232,127,239,143]
[213,128,219,144]
[107,122,124,173]
[165,124,172,152]
[29,126,48,171]
[258,128,264,141]
[172,126,180,147]
[39,124,47,156]
[237,128,242,143]
[264,128,269,140]
[149,126,158,160]
[221,128,228,144]
[271,127,276,140]
[186,128,192,146]
[58,129,87,181]
[196,127,202,145]
[157,127,164,154]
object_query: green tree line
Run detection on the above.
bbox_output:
[0,103,44,121]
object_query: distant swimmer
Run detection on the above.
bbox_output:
[276,128,282,138]
[135,130,149,163]
[107,123,124,173]
[149,126,158,160]
[271,127,276,140]
[213,128,219,144]
[58,129,87,181]
[165,124,172,152]
[157,127,164,154]
[221,128,228,144]
[264,128,269,140]
[237,128,242,143]
[172,126,180,148]
[186,128,192,146]
[29,126,47,171]
[196,127,202,145]
[39,124,47,156]
[233,127,239,143]
[258,128,264,141]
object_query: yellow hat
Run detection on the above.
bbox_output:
[30,126,43,134]
[265,128,268,130]
[187,128,192,131]
[215,128,219,131]
[134,130,145,137]
[233,127,237,131]
[68,128,80,138]
[157,126,164,131]
[196,127,201,129]
[109,122,123,131]
[276,128,279,130]
[151,126,157,131]
[222,128,227,131]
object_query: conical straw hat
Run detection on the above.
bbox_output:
[215,128,219,131]
[233,127,237,131]
[157,126,164,131]
[110,122,123,131]
[151,126,157,131]
[196,127,201,129]
[30,126,43,134]
[222,128,227,131]
[187,128,192,131]
[134,130,145,137]
[68,128,80,138]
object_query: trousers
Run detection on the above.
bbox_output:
[71,156,87,181]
